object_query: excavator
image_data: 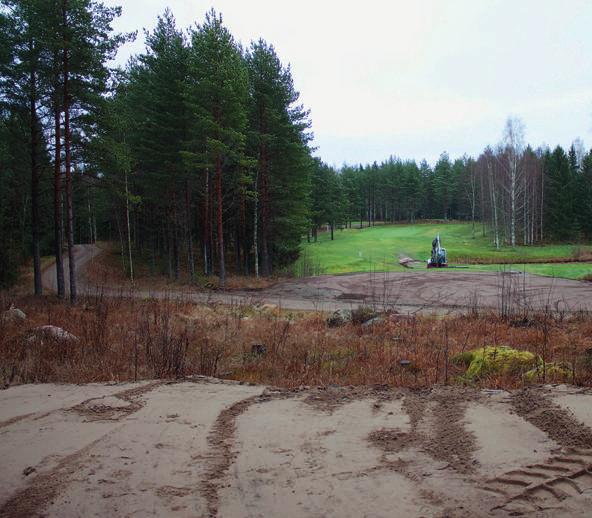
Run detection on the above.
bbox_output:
[427,234,448,268]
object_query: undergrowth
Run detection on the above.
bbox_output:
[1,293,592,389]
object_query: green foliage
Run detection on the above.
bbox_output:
[454,346,538,380]
[453,345,570,382]
[246,39,312,269]
[545,146,579,240]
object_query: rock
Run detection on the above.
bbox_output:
[453,346,540,380]
[23,466,36,477]
[350,306,378,325]
[326,309,352,327]
[243,344,268,364]
[361,316,383,328]
[27,325,79,344]
[2,306,26,323]
[256,303,277,313]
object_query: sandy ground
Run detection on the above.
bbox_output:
[2,379,592,517]
[42,245,592,314]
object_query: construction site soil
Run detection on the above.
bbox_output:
[43,245,592,314]
[2,379,592,517]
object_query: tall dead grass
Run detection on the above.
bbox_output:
[1,293,592,389]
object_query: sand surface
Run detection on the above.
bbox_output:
[2,380,592,517]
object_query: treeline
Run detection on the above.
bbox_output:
[0,0,125,296]
[1,2,591,298]
[312,118,592,247]
[0,3,314,294]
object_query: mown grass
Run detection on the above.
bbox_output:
[297,222,592,279]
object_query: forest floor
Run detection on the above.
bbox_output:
[3,379,592,517]
[297,222,592,278]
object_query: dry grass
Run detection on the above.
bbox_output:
[2,294,592,390]
[83,244,281,291]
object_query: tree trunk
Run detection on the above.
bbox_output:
[124,169,134,283]
[216,155,225,287]
[510,156,517,248]
[29,61,42,296]
[489,163,500,250]
[203,169,210,276]
[63,0,76,303]
[253,168,259,278]
[260,143,271,276]
[185,180,195,281]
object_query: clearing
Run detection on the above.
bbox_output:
[42,244,592,314]
[298,222,592,279]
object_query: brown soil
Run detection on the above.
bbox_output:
[512,387,592,448]
[41,244,592,314]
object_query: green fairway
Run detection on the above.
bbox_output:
[296,223,592,279]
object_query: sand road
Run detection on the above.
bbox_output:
[42,244,592,314]
[2,379,592,517]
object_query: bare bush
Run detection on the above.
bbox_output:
[1,295,592,389]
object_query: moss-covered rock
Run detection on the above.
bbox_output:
[455,346,538,380]
[525,363,570,382]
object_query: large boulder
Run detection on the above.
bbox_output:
[26,325,79,344]
[452,346,538,380]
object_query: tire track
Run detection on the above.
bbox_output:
[0,382,164,517]
[486,448,592,514]
[512,388,592,448]
[481,388,592,514]
[199,389,291,517]
[0,433,113,518]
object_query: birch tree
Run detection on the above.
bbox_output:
[500,117,525,248]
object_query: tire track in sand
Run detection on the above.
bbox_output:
[0,381,164,518]
[482,388,592,514]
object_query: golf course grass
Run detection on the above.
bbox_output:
[297,222,592,280]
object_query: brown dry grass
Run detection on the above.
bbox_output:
[84,244,281,292]
[2,294,592,390]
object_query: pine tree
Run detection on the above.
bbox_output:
[185,10,248,287]
[545,146,577,240]
[246,39,312,272]
[0,0,52,295]
[126,9,188,280]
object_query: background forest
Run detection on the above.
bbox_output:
[1,1,591,299]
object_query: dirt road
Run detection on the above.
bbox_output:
[2,379,592,517]
[42,245,592,314]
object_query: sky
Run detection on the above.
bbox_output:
[105,0,592,167]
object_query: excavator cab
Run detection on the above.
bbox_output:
[427,234,448,268]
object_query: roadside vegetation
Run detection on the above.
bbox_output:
[298,222,592,279]
[2,294,592,389]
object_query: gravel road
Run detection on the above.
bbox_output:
[42,244,592,314]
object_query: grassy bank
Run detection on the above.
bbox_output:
[297,222,592,279]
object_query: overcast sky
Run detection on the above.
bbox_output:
[105,0,592,166]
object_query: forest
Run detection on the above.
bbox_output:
[1,1,591,299]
